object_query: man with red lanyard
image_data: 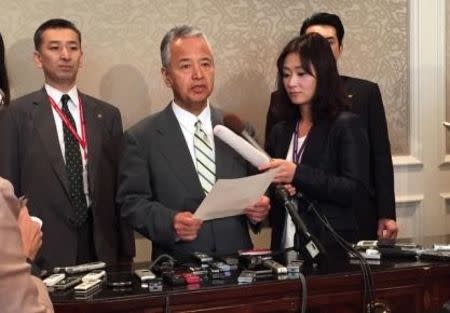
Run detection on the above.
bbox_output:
[0,18,135,271]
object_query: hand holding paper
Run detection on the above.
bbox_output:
[244,195,270,223]
[194,169,276,221]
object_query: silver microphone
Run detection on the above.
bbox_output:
[213,125,270,167]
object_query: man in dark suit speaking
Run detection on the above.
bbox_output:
[0,19,135,270]
[265,13,398,240]
[117,25,270,259]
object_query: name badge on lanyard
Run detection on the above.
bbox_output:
[292,121,309,164]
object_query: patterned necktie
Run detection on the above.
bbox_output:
[61,94,88,226]
[193,120,216,194]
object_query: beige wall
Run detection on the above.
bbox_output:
[447,1,450,151]
[0,0,409,261]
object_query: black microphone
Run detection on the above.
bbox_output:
[274,185,325,264]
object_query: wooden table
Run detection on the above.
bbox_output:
[52,259,450,313]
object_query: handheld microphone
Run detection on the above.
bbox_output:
[213,124,270,167]
[223,113,270,158]
[274,186,325,264]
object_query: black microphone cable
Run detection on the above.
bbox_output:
[269,247,307,313]
[297,194,376,313]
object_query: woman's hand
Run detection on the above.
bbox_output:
[259,159,297,184]
[283,184,297,196]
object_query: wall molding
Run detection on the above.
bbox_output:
[395,194,424,206]
[438,0,449,165]
[395,193,423,241]
[393,155,422,167]
[408,0,446,166]
[439,193,450,201]
[408,0,422,165]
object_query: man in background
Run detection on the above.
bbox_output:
[117,25,270,259]
[0,18,134,270]
[265,12,398,240]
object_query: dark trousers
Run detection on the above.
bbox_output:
[76,211,97,264]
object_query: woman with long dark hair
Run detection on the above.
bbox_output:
[0,32,10,107]
[261,33,371,253]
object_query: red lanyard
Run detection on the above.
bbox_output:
[292,121,309,164]
[48,96,88,160]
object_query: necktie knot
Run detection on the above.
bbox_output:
[195,120,208,142]
[195,120,202,131]
[61,94,70,110]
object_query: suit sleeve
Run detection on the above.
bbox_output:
[0,108,22,194]
[265,123,288,228]
[109,109,136,261]
[294,116,370,208]
[367,85,396,220]
[0,179,53,313]
[116,131,177,246]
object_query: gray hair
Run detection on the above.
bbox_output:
[160,25,211,68]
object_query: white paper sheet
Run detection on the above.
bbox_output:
[194,169,277,221]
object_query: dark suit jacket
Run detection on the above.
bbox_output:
[117,104,255,259]
[265,76,395,240]
[266,112,371,251]
[0,88,135,270]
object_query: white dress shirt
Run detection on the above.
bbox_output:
[171,101,216,168]
[45,84,91,207]
[283,134,306,249]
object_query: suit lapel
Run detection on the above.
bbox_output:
[33,88,70,197]
[341,75,357,110]
[155,105,204,199]
[301,120,330,167]
[80,93,101,199]
[275,121,296,159]
[271,118,330,168]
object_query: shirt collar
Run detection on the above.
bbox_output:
[171,100,212,132]
[45,84,79,108]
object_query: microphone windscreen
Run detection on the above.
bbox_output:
[223,113,245,134]
[274,185,289,202]
[213,125,270,167]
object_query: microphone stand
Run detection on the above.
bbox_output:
[295,193,393,313]
[275,186,326,266]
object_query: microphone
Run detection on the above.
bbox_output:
[223,113,270,158]
[213,124,270,167]
[274,185,325,264]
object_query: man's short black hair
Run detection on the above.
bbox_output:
[34,18,81,50]
[300,12,345,46]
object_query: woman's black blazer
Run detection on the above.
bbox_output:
[266,112,372,251]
